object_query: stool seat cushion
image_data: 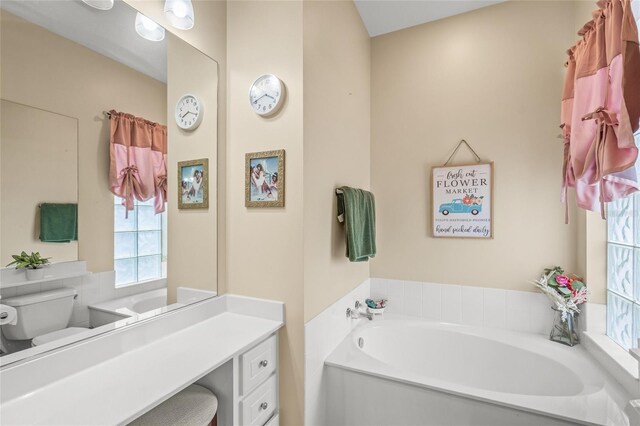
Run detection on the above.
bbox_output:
[128,384,218,426]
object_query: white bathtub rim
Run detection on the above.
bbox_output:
[88,288,167,314]
[325,316,631,426]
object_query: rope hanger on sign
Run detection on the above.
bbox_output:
[443,139,483,165]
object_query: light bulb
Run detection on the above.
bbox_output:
[82,0,114,10]
[141,15,157,31]
[135,12,165,42]
[172,2,188,18]
[164,0,195,30]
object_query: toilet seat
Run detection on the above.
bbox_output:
[32,327,88,346]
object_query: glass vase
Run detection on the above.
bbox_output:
[550,307,579,347]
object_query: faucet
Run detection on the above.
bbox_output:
[346,301,373,320]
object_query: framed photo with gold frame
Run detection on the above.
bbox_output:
[178,158,209,209]
[245,149,285,207]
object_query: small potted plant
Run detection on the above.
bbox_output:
[531,266,588,346]
[6,251,51,281]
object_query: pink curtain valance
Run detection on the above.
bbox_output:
[108,110,168,217]
[561,0,640,221]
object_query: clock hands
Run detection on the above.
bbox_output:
[181,110,194,118]
[252,93,275,106]
[253,94,267,104]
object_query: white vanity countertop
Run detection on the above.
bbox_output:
[0,295,284,425]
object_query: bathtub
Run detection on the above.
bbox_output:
[324,318,631,426]
[88,288,183,327]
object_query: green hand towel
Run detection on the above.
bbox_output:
[337,186,376,262]
[39,203,78,243]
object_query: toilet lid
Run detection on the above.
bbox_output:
[32,327,88,346]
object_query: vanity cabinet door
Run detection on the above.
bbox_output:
[240,374,276,426]
[240,335,276,395]
[263,414,279,426]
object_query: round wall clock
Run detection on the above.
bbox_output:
[175,94,203,131]
[249,74,285,117]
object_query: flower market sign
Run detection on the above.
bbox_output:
[431,162,493,239]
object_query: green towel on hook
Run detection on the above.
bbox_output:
[39,203,78,243]
[337,186,376,262]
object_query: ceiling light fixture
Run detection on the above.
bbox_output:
[163,0,194,30]
[81,0,114,10]
[135,12,165,42]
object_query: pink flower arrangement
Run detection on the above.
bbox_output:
[531,266,588,321]
[555,274,580,296]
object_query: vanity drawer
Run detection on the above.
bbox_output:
[240,374,277,426]
[241,335,276,395]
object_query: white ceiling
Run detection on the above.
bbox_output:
[1,0,509,77]
[354,0,506,37]
[1,0,167,82]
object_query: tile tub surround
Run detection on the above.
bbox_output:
[0,271,166,329]
[371,278,556,335]
[305,279,370,426]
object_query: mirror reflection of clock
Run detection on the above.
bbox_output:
[175,94,203,131]
[249,74,285,117]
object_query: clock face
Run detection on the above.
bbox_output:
[175,94,203,130]
[249,75,284,116]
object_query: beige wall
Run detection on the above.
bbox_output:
[166,35,219,303]
[0,11,167,273]
[370,1,579,292]
[226,2,304,424]
[303,1,371,322]
[0,101,78,264]
[125,0,228,293]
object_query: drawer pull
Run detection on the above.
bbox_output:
[259,360,268,367]
[260,402,268,410]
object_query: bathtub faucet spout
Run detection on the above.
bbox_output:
[346,307,373,321]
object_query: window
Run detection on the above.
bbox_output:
[114,197,167,286]
[605,0,640,351]
[606,132,640,350]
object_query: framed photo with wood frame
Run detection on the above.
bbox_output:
[178,158,209,209]
[245,149,285,207]
[431,162,493,239]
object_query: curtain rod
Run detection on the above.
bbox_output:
[103,110,112,118]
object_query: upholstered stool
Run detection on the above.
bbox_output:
[128,384,218,426]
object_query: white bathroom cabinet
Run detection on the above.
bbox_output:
[197,334,280,426]
[0,295,284,425]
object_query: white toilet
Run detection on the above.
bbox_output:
[1,288,87,346]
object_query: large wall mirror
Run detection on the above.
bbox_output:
[0,0,218,365]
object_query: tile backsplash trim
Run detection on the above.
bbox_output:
[371,278,555,335]
[0,261,87,287]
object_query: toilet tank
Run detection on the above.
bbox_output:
[1,287,77,340]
